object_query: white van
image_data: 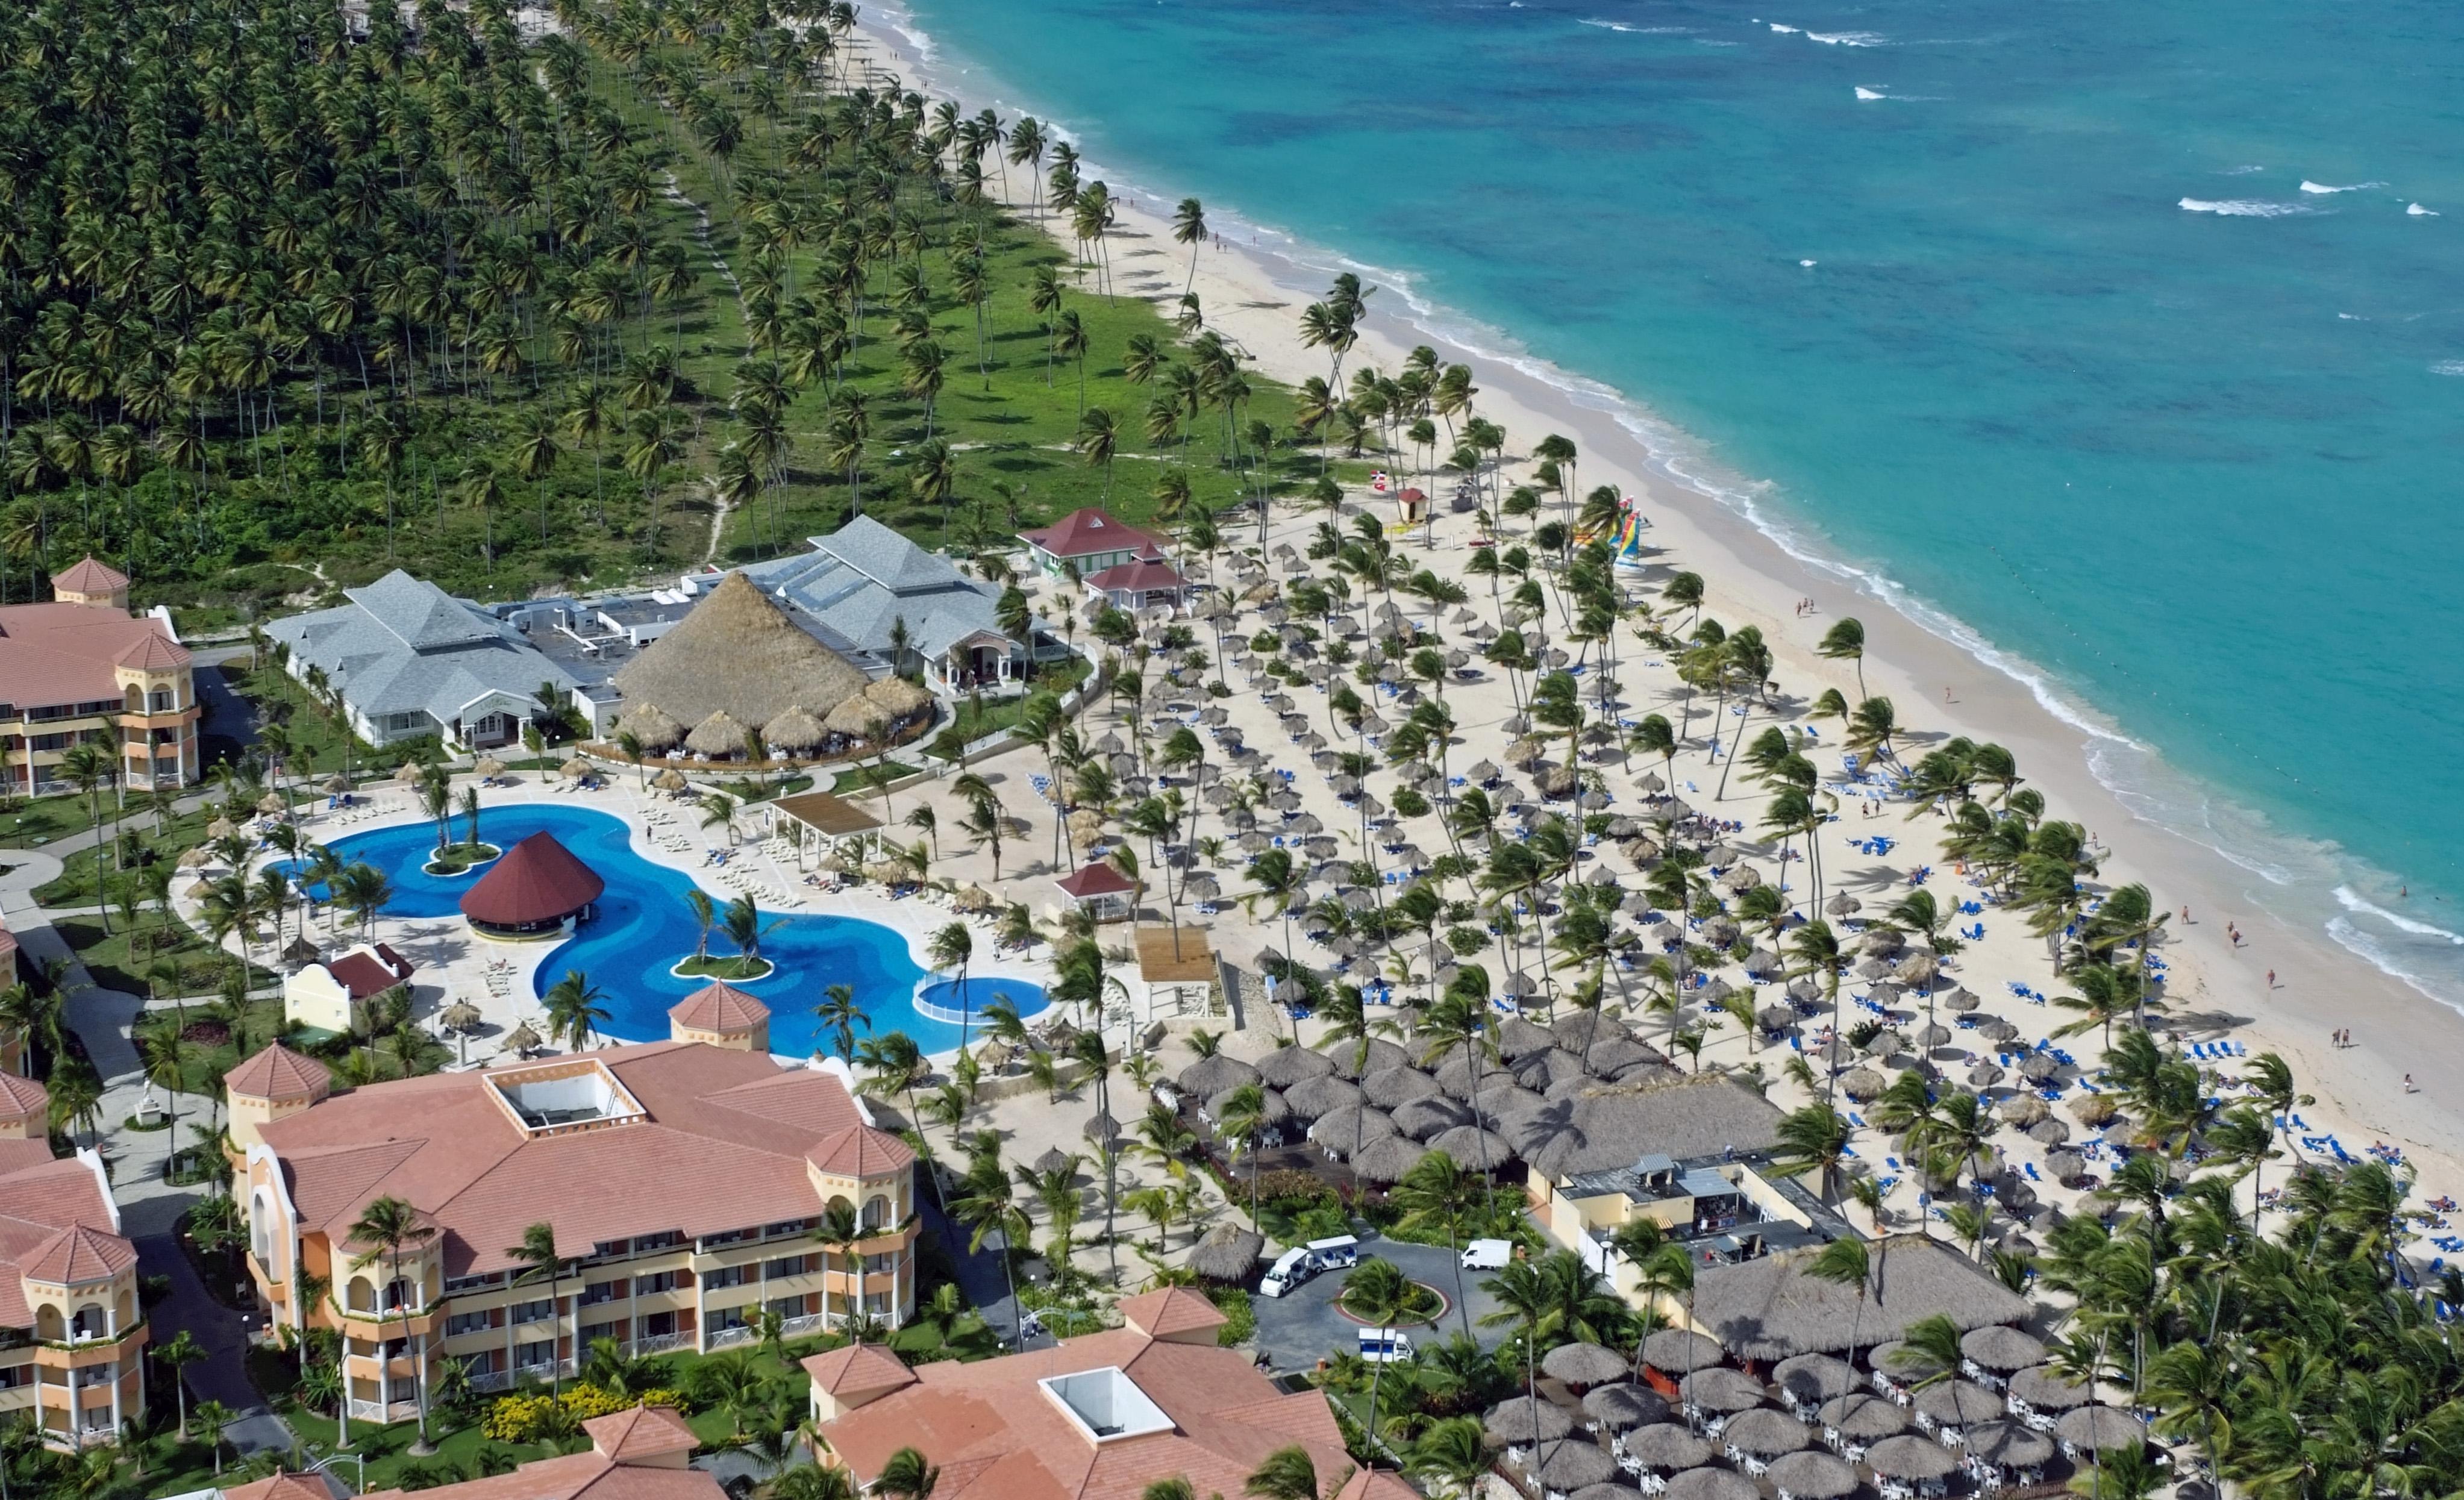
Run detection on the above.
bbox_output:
[1307,1236,1361,1271]
[1259,1247,1315,1299]
[1357,1327,1416,1363]
[1462,1238,1513,1271]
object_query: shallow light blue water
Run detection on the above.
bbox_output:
[302,806,1046,1054]
[889,0,2464,1005]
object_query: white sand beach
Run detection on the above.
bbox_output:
[850,19,2464,1214]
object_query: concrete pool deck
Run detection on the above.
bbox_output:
[179,770,1057,1069]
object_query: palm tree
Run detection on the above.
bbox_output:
[951,1157,1033,1349]
[1818,617,1867,700]
[815,982,868,1062]
[1407,1416,1492,1499]
[192,1399,238,1477]
[1172,198,1208,293]
[1075,407,1118,498]
[684,888,718,964]
[926,921,974,1046]
[877,1448,940,1500]
[542,970,609,1051]
[1247,1445,1347,1500]
[346,1194,436,1445]
[507,1222,577,1393]
[1346,1257,1418,1465]
[1391,1150,1481,1340]
[1770,1102,1855,1203]
[154,1328,205,1438]
[1804,1236,1872,1408]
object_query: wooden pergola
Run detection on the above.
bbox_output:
[765,789,886,870]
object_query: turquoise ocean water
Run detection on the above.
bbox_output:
[882,0,2464,1005]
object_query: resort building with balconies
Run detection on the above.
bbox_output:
[0,1073,148,1450]
[228,1018,916,1428]
[0,557,200,795]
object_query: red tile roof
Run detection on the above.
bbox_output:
[228,1043,331,1103]
[0,1071,46,1120]
[258,1044,873,1277]
[1021,508,1168,563]
[223,1474,337,1500]
[1116,1286,1229,1340]
[460,831,606,927]
[324,944,417,1002]
[802,1341,920,1398]
[818,1325,1373,1500]
[668,981,770,1033]
[114,631,191,670]
[362,1448,724,1500]
[804,1124,915,1179]
[0,1153,121,1325]
[51,557,129,595]
[0,601,185,712]
[1084,559,1189,595]
[1055,862,1136,899]
[22,1222,134,1284]
[581,1404,699,1463]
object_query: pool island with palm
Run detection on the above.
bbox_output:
[291,803,1048,1056]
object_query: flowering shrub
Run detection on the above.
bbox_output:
[481,1384,686,1442]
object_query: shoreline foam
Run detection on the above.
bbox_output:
[851,4,2464,1188]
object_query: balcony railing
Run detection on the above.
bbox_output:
[706,1325,754,1350]
[633,1333,688,1355]
[348,1398,424,1423]
[780,1313,825,1338]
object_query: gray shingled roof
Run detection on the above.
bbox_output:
[741,518,1014,664]
[269,570,575,730]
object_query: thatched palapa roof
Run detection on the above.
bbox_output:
[1689,1235,2030,1361]
[1187,1223,1263,1282]
[611,571,870,741]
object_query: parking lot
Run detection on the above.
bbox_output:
[1246,1231,1517,1372]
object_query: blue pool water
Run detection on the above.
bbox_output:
[883,0,2464,1011]
[302,805,1045,1055]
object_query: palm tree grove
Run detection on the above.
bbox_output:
[0,0,1303,625]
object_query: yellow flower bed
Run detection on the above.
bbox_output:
[481,1384,687,1443]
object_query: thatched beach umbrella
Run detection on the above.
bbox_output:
[2057,1406,2148,1454]
[1308,1105,1398,1154]
[2001,1093,2050,1127]
[1361,1064,1440,1107]
[2018,1052,2061,1082]
[324,773,351,794]
[471,758,506,780]
[393,763,424,785]
[1178,1055,1260,1097]
[177,846,214,869]
[206,817,238,840]
[1772,1353,1856,1407]
[1392,1095,1471,1140]
[1965,1421,2056,1470]
[561,757,596,779]
[1816,1392,1909,1442]
[1915,1380,2004,1430]
[2047,1149,2089,1184]
[1189,1224,1264,1283]
[1968,1062,2006,1089]
[1284,1073,1365,1119]
[621,704,685,749]
[761,704,827,752]
[505,1020,542,1055]
[1842,1067,1886,1101]
[1567,1484,1639,1500]
[1724,1408,1811,1457]
[440,999,483,1033]
[1530,1441,1617,1493]
[2028,1117,2072,1146]
[1349,1133,1428,1184]
[1643,1328,1723,1376]
[1583,1383,1668,1433]
[1484,1395,1574,1446]
[1543,1342,1630,1389]
[1431,1123,1514,1172]
[1680,1367,1765,1414]
[1621,1425,1713,1472]
[1663,1468,1754,1500]
[184,880,214,901]
[1765,1449,1858,1500]
[1209,1085,1289,1127]
[1865,1435,1957,1481]
[2069,1093,2119,1126]
[652,767,690,792]
[1257,1043,1336,1088]
[2008,1365,2092,1411]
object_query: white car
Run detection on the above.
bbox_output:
[1461,1238,1513,1271]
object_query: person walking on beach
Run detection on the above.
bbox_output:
[2266,969,2276,989]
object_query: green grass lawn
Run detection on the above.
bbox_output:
[52,916,266,1001]
[422,842,503,875]
[925,660,1096,760]
[829,761,919,795]
[672,954,775,982]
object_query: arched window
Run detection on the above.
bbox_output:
[70,1301,108,1340]
[250,1192,274,1265]
[861,1196,887,1231]
[348,1275,378,1313]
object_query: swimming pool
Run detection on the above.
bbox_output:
[293,804,1046,1055]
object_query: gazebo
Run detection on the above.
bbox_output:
[1054,861,1137,923]
[460,831,605,939]
[766,789,886,869]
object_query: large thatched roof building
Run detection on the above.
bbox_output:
[1687,1236,2031,1361]
[608,572,930,759]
